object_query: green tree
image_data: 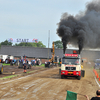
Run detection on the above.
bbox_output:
[1,40,12,46]
[35,41,46,48]
[14,41,46,48]
[14,42,34,47]
[54,40,63,49]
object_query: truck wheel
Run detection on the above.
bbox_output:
[61,75,64,79]
[10,62,13,66]
[81,70,85,77]
[29,65,31,69]
[77,76,81,80]
[0,65,3,74]
[27,66,29,69]
[18,66,20,68]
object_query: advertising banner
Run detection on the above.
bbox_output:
[7,38,38,43]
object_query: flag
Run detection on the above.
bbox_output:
[66,90,77,100]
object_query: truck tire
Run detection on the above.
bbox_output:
[27,64,31,69]
[10,62,13,66]
[77,76,81,80]
[29,65,31,69]
[61,75,64,79]
[81,70,85,77]
[0,64,3,74]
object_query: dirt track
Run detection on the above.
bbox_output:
[0,64,99,100]
[0,65,44,78]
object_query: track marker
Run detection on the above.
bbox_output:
[92,70,100,87]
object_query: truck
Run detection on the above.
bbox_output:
[0,54,8,63]
[0,63,3,74]
[0,55,3,63]
[59,52,85,80]
[0,55,4,74]
[5,55,14,64]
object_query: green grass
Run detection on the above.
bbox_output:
[0,75,17,79]
[34,64,45,67]
[0,64,45,79]
[38,64,45,67]
[41,64,45,66]
[2,63,10,66]
[26,70,35,74]
[26,67,45,74]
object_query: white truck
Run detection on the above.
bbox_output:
[59,53,85,80]
[0,54,8,63]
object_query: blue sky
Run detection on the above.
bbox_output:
[0,0,92,47]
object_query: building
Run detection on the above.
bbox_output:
[0,45,100,63]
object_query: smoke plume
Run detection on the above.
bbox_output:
[56,0,100,54]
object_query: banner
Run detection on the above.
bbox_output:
[7,38,38,43]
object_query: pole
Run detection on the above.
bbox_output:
[48,30,50,60]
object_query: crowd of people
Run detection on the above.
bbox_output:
[31,58,41,66]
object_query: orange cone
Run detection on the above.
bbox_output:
[99,77,100,81]
[97,73,99,78]
[95,72,97,76]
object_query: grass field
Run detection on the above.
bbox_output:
[0,64,45,79]
[0,75,17,79]
[2,63,10,66]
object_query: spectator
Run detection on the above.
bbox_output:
[23,61,27,73]
[34,59,37,66]
[31,60,34,66]
[33,59,35,66]
[85,89,100,100]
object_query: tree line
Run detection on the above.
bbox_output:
[0,40,63,49]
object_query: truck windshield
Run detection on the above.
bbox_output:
[62,58,80,65]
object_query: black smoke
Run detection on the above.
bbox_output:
[56,0,100,54]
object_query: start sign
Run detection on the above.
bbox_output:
[7,38,38,43]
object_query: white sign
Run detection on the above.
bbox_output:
[7,38,38,43]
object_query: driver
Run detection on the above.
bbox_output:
[75,60,79,64]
